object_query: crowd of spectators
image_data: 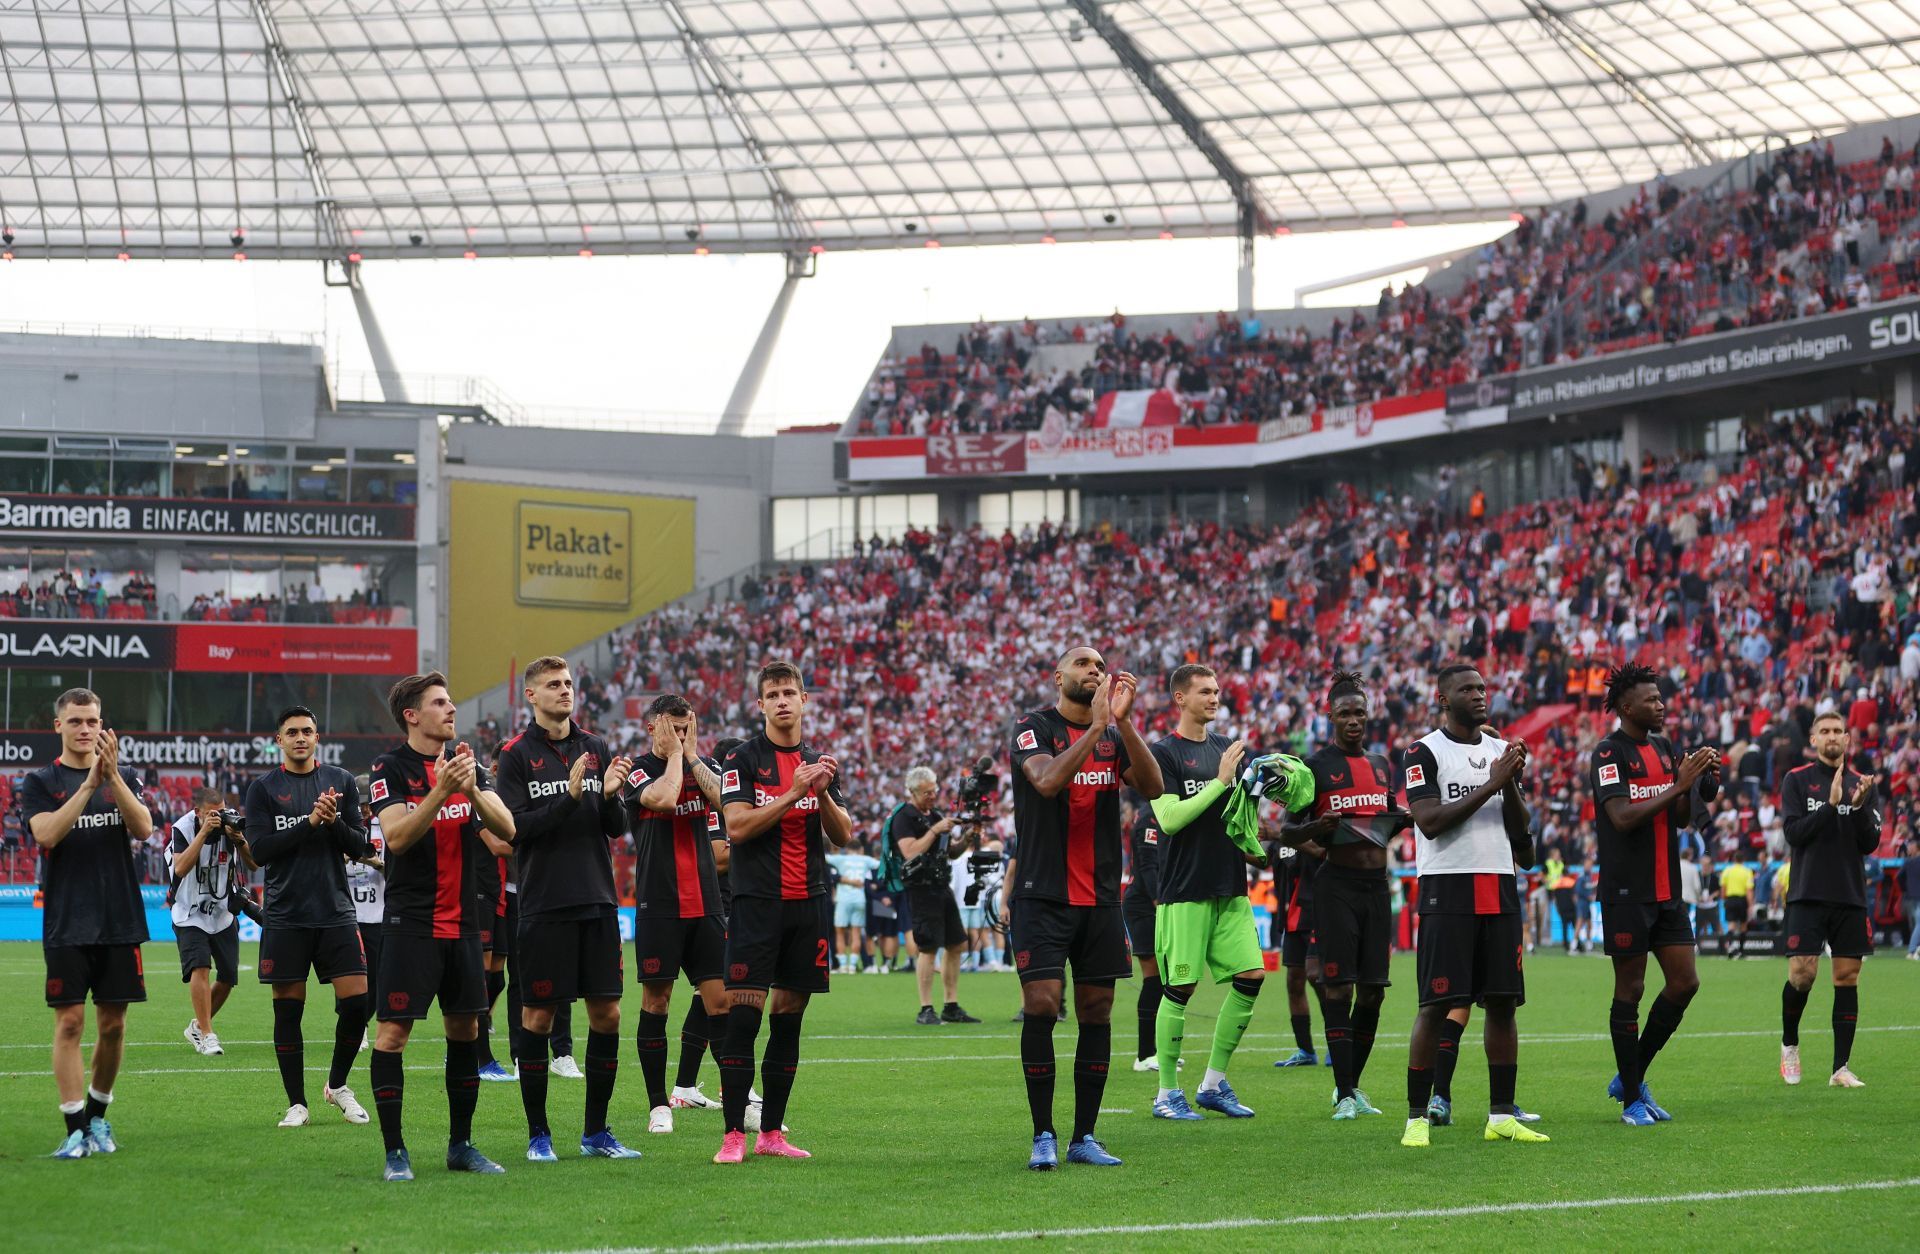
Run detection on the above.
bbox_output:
[0,568,406,625]
[0,569,157,620]
[853,138,1920,440]
[579,404,1916,929]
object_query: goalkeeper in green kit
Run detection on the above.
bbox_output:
[1146,664,1314,1121]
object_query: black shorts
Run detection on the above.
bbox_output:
[484,906,511,958]
[1280,926,1319,969]
[1602,900,1696,956]
[176,923,239,985]
[358,922,385,997]
[1122,884,1157,961]
[44,943,146,1007]
[910,886,966,951]
[1784,900,1873,959]
[517,912,623,1004]
[635,913,727,986]
[1551,889,1577,925]
[259,924,366,985]
[726,895,832,994]
[377,931,488,1021]
[1724,896,1750,924]
[1313,865,1392,987]
[1009,898,1131,985]
[1416,910,1526,1007]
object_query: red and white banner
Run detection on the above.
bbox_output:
[1088,389,1182,428]
[926,433,1027,476]
[841,388,1488,482]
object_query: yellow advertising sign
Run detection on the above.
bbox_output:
[514,499,631,609]
[449,480,694,701]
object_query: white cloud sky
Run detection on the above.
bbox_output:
[0,219,1511,433]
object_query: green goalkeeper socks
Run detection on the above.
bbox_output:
[1155,989,1189,1078]
[1208,981,1261,1075]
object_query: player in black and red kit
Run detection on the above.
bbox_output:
[626,693,730,1136]
[1590,664,1718,1126]
[245,705,374,1130]
[711,660,853,1164]
[365,672,517,1182]
[1122,798,1162,1072]
[1778,712,1882,1089]
[1271,841,1326,1068]
[1287,671,1412,1120]
[1008,647,1163,1170]
[493,656,642,1163]
[22,688,154,1160]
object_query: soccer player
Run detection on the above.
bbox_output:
[167,787,256,1056]
[366,672,517,1182]
[1122,796,1163,1072]
[494,656,642,1161]
[1009,647,1164,1170]
[1144,664,1263,1121]
[472,828,515,1083]
[22,689,154,1159]
[625,693,730,1135]
[826,838,877,977]
[346,778,386,1049]
[1400,664,1545,1148]
[1590,664,1718,1125]
[712,660,853,1163]
[1778,714,1882,1088]
[245,705,375,1129]
[1271,840,1326,1068]
[1289,671,1411,1120]
[668,734,745,1111]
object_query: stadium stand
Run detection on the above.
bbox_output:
[852,139,1920,439]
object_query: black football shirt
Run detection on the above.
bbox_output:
[627,751,724,919]
[244,764,367,930]
[1148,731,1245,902]
[719,731,844,901]
[493,720,623,920]
[1009,706,1132,907]
[369,744,497,938]
[1127,803,1160,901]
[1591,730,1680,904]
[1296,746,1398,848]
[20,762,150,948]
[1781,761,1882,907]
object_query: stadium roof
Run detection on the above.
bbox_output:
[4,0,1920,260]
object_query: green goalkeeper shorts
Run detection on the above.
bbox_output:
[1156,896,1264,986]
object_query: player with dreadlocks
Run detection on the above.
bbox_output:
[1283,670,1411,1121]
[1589,663,1718,1126]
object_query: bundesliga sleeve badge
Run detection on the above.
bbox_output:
[1598,764,1620,786]
[370,778,389,803]
[1016,729,1038,751]
[1404,763,1425,788]
[722,769,740,792]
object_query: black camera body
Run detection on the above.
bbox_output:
[218,807,244,831]
[954,756,999,826]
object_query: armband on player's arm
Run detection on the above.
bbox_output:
[1149,781,1224,835]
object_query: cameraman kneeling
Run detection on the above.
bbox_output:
[168,788,256,1056]
[889,768,981,1025]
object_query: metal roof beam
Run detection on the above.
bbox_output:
[1525,1,1713,168]
[1066,0,1274,231]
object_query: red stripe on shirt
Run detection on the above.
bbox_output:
[1472,873,1501,915]
[1064,726,1096,907]
[673,802,705,918]
[1637,742,1674,902]
[426,760,464,939]
[776,749,809,901]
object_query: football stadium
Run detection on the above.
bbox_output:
[3,1,1920,1249]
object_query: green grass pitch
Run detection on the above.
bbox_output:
[2,943,1915,1251]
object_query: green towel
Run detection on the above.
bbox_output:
[1221,752,1314,861]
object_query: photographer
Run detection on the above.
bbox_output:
[888,767,982,1026]
[167,787,256,1057]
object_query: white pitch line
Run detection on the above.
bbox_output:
[546,1176,1920,1253]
